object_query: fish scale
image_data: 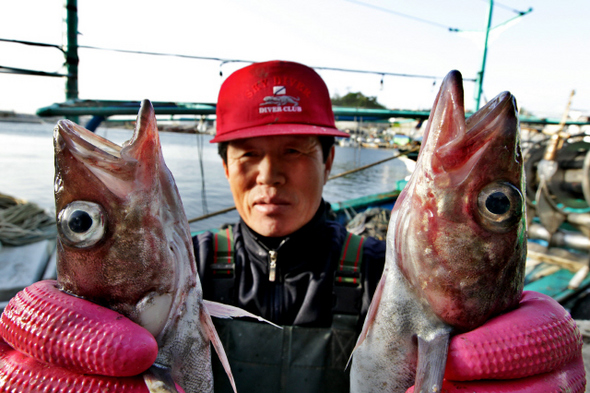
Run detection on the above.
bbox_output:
[0,99,237,393]
[351,70,528,393]
[0,100,279,392]
[351,70,585,393]
[50,99,224,393]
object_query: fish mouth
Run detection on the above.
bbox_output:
[422,70,519,186]
[55,119,123,162]
[54,100,160,199]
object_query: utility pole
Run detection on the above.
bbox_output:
[474,0,494,111]
[64,0,79,122]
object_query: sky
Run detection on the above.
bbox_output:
[0,0,588,119]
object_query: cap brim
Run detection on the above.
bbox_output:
[210,123,350,143]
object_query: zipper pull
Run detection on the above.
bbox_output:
[268,250,277,282]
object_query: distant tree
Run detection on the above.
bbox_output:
[331,92,386,109]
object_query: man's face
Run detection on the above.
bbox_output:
[223,135,334,237]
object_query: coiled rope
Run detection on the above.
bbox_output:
[0,193,56,248]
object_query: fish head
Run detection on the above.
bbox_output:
[54,100,198,337]
[393,70,526,331]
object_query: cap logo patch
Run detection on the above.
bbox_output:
[259,86,303,114]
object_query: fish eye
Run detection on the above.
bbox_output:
[58,201,106,248]
[477,182,523,233]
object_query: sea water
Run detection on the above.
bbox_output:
[0,121,412,233]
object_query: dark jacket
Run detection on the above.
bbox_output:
[192,201,386,392]
[193,201,386,327]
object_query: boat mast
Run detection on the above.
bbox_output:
[474,0,493,111]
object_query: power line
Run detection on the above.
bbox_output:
[0,38,64,52]
[313,65,475,82]
[0,37,469,82]
[75,45,460,81]
[342,0,532,32]
[80,43,239,63]
[0,65,70,78]
[341,0,457,31]
[480,0,531,15]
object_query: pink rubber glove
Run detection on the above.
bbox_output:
[407,291,586,392]
[0,280,184,393]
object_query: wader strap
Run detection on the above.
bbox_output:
[209,226,236,303]
[336,233,364,285]
[333,232,364,315]
[212,226,235,278]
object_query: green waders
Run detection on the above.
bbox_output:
[209,228,365,393]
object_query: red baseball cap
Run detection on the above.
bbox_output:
[210,60,350,143]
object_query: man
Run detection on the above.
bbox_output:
[192,60,387,392]
[0,61,582,393]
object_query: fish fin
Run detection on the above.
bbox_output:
[199,305,238,393]
[203,299,282,329]
[346,271,387,368]
[143,364,182,393]
[413,331,451,393]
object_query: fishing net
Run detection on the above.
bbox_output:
[0,193,56,248]
[346,207,391,241]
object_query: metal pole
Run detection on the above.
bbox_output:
[64,0,79,121]
[474,0,494,110]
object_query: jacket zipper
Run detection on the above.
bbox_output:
[269,250,278,282]
[255,237,287,282]
[252,236,288,321]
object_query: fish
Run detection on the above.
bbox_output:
[52,100,238,393]
[350,70,526,393]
